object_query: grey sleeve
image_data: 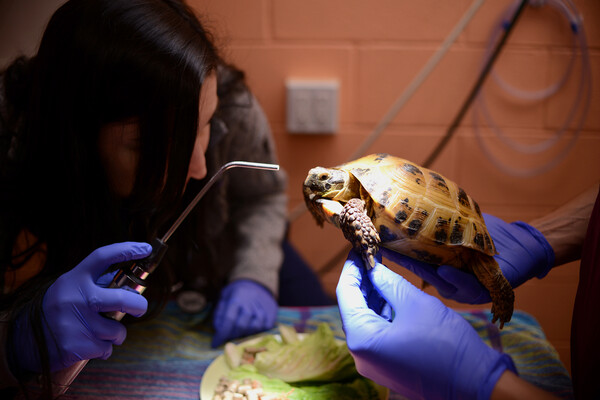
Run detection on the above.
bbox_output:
[224,94,288,296]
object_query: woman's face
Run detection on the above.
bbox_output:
[98,72,218,198]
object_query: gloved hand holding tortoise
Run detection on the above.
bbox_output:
[385,213,553,305]
[336,250,517,400]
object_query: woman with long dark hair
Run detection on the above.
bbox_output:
[0,0,287,397]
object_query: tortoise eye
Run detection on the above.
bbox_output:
[319,173,329,181]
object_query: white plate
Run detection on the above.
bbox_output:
[199,334,388,400]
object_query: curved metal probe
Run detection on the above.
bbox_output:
[162,161,279,242]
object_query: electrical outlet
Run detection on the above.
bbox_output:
[286,80,339,134]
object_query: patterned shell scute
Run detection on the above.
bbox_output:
[338,153,495,258]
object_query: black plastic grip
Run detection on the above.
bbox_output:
[103,238,168,320]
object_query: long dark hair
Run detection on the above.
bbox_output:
[0,0,220,396]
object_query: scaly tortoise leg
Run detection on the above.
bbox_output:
[339,198,380,269]
[470,252,515,329]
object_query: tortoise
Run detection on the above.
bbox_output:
[303,153,514,327]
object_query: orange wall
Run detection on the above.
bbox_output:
[189,0,600,373]
[1,0,598,374]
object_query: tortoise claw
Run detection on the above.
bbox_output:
[365,254,376,269]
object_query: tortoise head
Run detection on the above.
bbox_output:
[303,167,354,226]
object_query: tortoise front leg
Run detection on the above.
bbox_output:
[339,198,381,269]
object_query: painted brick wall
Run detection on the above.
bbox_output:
[189,0,600,373]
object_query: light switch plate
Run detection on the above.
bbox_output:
[286,79,339,134]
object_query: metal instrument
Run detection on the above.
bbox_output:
[50,161,279,396]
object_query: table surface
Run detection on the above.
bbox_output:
[60,302,573,400]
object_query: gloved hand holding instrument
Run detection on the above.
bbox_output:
[13,242,152,375]
[20,161,279,396]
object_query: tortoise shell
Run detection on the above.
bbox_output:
[335,153,495,266]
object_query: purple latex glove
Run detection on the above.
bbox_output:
[337,250,517,399]
[13,242,152,373]
[212,279,277,348]
[381,213,555,304]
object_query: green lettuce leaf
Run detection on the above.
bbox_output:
[252,323,358,383]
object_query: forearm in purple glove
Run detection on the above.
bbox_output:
[337,250,517,399]
[12,242,151,373]
[211,279,277,348]
[381,213,555,304]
